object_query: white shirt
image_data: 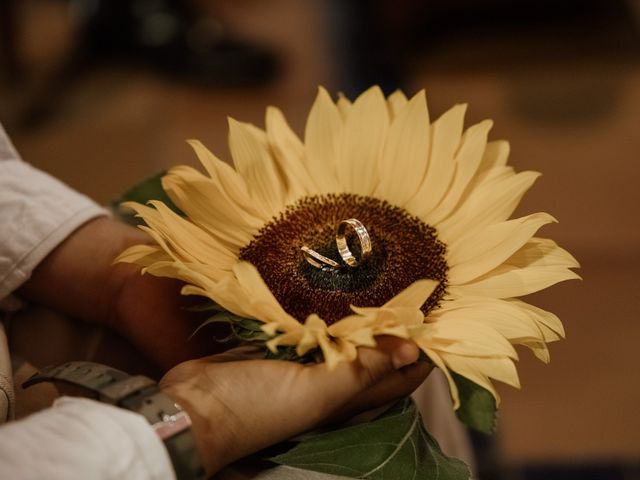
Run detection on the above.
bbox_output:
[0,124,175,479]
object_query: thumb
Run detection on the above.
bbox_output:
[350,335,422,389]
[301,336,423,417]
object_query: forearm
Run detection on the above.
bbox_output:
[19,215,213,370]
[18,217,147,327]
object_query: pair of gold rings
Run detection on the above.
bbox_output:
[301,218,372,271]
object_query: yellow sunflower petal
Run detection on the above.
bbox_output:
[336,85,389,195]
[143,260,215,291]
[266,329,304,353]
[148,200,237,268]
[407,295,547,409]
[328,314,374,338]
[347,306,417,336]
[423,339,522,407]
[335,337,359,363]
[447,212,557,284]
[384,278,439,309]
[475,139,510,179]
[436,170,542,243]
[114,243,169,266]
[304,87,342,193]
[443,354,520,391]
[318,336,345,370]
[433,297,546,344]
[507,299,566,340]
[336,92,352,119]
[232,261,304,332]
[419,320,518,359]
[265,106,317,202]
[417,347,460,408]
[295,315,336,364]
[338,322,378,348]
[507,237,580,269]
[386,89,409,120]
[375,90,430,207]
[186,140,265,220]
[406,104,467,219]
[228,118,287,218]
[121,202,216,265]
[137,226,181,262]
[522,341,551,363]
[426,120,493,224]
[161,166,261,248]
[449,265,580,298]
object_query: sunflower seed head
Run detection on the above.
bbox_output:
[240,194,448,325]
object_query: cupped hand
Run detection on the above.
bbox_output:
[159,336,432,476]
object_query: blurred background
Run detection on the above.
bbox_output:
[1,0,639,478]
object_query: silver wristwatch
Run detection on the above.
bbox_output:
[23,361,206,480]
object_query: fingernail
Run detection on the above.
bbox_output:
[391,343,419,369]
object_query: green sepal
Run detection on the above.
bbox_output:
[111,171,183,225]
[452,372,498,434]
[268,398,470,480]
[192,303,318,364]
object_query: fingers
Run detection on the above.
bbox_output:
[339,361,432,418]
[355,335,422,386]
[300,336,429,421]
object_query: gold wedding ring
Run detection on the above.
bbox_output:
[301,218,372,271]
[301,246,341,271]
[336,218,372,268]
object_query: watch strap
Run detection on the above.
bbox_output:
[23,361,206,480]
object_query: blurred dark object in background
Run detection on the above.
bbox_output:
[329,0,419,98]
[331,0,639,97]
[413,0,639,70]
[0,0,279,129]
[0,0,24,86]
[76,0,279,86]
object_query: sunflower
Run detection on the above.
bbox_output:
[116,86,579,408]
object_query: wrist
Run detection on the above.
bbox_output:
[104,223,154,331]
[160,381,224,476]
[24,361,207,479]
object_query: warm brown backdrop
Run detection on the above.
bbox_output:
[1,0,638,470]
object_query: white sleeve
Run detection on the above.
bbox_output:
[0,396,176,479]
[0,126,176,478]
[0,123,109,300]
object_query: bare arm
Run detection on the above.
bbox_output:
[18,217,212,370]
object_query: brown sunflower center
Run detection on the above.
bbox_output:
[239,194,448,325]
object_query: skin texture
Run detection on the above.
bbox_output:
[161,338,430,474]
[19,217,214,370]
[19,217,431,475]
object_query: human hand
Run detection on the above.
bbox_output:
[19,217,215,371]
[159,336,432,476]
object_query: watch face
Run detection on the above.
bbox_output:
[153,410,192,440]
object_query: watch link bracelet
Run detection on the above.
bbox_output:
[23,361,206,480]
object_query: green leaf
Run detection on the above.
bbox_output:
[111,171,183,225]
[192,312,271,342]
[191,307,319,363]
[184,301,223,313]
[269,398,470,480]
[452,372,497,434]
